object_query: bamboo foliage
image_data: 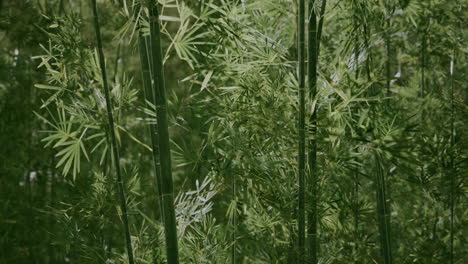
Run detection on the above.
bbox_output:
[90,0,135,263]
[1,0,466,263]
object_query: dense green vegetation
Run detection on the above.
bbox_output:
[0,0,466,263]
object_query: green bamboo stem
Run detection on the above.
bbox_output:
[148,3,180,264]
[231,178,236,264]
[363,22,373,95]
[352,7,360,262]
[375,152,393,264]
[385,32,391,97]
[449,50,455,264]
[420,32,426,98]
[90,0,135,263]
[306,0,317,263]
[307,1,326,263]
[385,2,394,97]
[113,41,122,83]
[138,30,165,217]
[297,0,306,262]
[316,0,327,56]
[418,30,427,205]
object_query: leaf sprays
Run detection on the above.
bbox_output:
[90,0,135,263]
[148,2,180,264]
[297,0,306,262]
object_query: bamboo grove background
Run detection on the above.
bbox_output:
[0,0,466,263]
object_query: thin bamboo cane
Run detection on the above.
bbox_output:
[384,2,394,97]
[363,22,373,95]
[297,0,306,262]
[420,32,426,97]
[148,3,180,263]
[231,178,236,264]
[449,49,455,264]
[90,1,135,263]
[385,32,391,97]
[352,6,360,262]
[306,0,317,263]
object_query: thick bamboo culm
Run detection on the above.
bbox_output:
[307,1,326,263]
[138,29,165,218]
[148,2,180,264]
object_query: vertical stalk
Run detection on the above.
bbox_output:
[138,30,164,217]
[385,32,391,97]
[420,32,426,98]
[90,1,135,263]
[231,178,236,264]
[384,1,394,97]
[113,41,122,83]
[352,5,360,262]
[449,50,455,264]
[385,26,392,96]
[307,1,326,263]
[306,1,317,263]
[297,0,306,262]
[48,155,56,264]
[363,22,373,95]
[316,0,327,56]
[375,152,393,264]
[148,3,180,264]
[419,27,427,214]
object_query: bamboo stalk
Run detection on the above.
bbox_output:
[90,1,135,263]
[148,3,180,263]
[297,0,306,262]
[374,152,393,264]
[363,21,373,95]
[231,178,236,264]
[306,0,317,263]
[449,49,455,264]
[138,29,164,217]
[113,41,121,83]
[420,32,426,97]
[352,5,360,262]
[385,3,394,97]
[307,1,326,263]
[316,0,327,56]
[385,32,391,97]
